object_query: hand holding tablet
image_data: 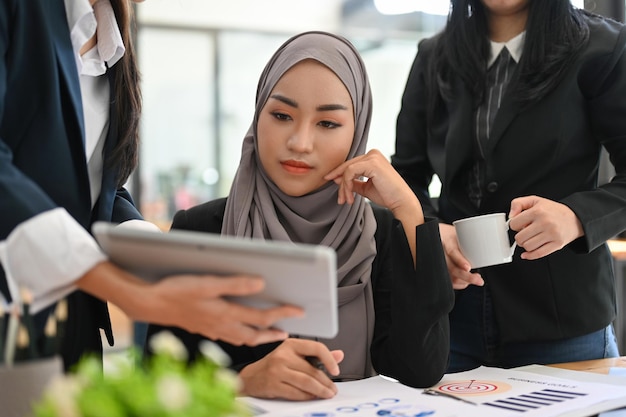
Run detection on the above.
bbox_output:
[92,222,338,339]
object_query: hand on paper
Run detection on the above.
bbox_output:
[438,223,484,290]
[509,195,584,260]
[238,338,344,401]
[77,262,304,346]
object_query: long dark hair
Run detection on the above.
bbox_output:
[429,0,589,111]
[108,0,141,187]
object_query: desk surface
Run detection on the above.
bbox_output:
[550,356,626,374]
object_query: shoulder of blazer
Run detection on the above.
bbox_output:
[578,14,626,97]
[584,13,626,51]
[417,33,440,54]
[170,198,227,234]
[412,34,439,73]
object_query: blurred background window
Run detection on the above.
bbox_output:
[131,0,616,230]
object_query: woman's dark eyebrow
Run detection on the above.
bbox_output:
[317,104,349,111]
[270,94,298,108]
[269,94,348,112]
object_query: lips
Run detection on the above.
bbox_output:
[281,160,312,174]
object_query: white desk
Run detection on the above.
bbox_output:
[242,362,626,417]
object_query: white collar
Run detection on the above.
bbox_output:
[64,0,125,76]
[488,31,525,67]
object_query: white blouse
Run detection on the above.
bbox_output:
[488,30,525,67]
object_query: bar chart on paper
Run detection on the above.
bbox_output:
[429,367,626,417]
[482,387,589,412]
[240,366,626,417]
[431,376,595,413]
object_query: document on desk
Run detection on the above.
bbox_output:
[239,366,626,417]
[598,368,626,417]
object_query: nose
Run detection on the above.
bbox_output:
[287,122,314,153]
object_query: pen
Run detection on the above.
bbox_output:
[304,355,343,381]
[305,355,326,371]
[422,388,478,406]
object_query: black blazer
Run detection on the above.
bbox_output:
[0,0,142,368]
[147,198,455,388]
[392,14,626,343]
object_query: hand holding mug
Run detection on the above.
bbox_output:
[508,195,584,260]
[438,224,485,289]
[453,213,517,269]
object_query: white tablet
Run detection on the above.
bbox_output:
[92,222,338,338]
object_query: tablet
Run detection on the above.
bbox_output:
[92,222,338,338]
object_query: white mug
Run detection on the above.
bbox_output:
[453,213,517,269]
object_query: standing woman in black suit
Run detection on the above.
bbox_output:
[0,0,300,370]
[392,0,626,372]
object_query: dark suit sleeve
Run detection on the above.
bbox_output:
[391,38,439,219]
[111,188,142,223]
[370,210,454,388]
[0,1,59,239]
[562,23,626,250]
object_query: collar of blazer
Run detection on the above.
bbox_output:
[48,0,87,147]
[441,72,522,213]
[485,81,523,155]
[445,69,523,164]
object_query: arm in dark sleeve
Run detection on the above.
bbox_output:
[370,214,454,388]
[0,12,58,239]
[391,39,439,218]
[562,23,626,250]
[111,188,142,223]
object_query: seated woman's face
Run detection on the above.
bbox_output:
[257,59,355,197]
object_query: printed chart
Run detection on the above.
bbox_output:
[241,366,626,417]
[436,379,512,396]
[482,388,587,413]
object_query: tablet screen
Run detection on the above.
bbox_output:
[92,222,338,338]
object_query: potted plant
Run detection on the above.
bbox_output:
[33,331,249,417]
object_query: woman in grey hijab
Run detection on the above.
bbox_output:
[146,31,454,400]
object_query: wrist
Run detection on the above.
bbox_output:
[77,261,151,321]
[391,198,424,226]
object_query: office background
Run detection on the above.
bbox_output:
[131,0,624,230]
[101,0,626,355]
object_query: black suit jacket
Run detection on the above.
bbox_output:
[147,198,455,388]
[392,14,626,343]
[0,0,142,368]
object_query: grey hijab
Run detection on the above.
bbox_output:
[222,31,377,380]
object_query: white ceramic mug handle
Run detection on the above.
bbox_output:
[505,219,517,256]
